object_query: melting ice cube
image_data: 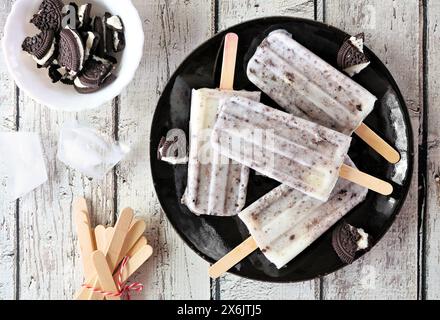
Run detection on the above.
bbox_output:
[0,132,48,202]
[57,121,129,179]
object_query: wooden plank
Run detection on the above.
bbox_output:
[17,104,116,300]
[218,0,315,28]
[17,102,116,299]
[322,0,420,299]
[15,0,117,297]
[0,0,18,300]
[425,0,440,300]
[216,0,319,300]
[115,0,213,300]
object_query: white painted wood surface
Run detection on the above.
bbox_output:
[0,0,17,300]
[216,0,319,300]
[115,0,212,300]
[425,0,440,300]
[322,0,420,300]
[0,0,436,300]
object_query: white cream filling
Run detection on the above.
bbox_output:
[92,55,111,65]
[74,77,88,88]
[113,31,120,50]
[85,32,96,60]
[344,61,370,77]
[78,4,87,26]
[32,40,55,65]
[107,16,123,31]
[349,35,364,52]
[356,228,369,250]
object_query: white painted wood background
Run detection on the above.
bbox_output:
[0,0,436,300]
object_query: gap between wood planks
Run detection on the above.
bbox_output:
[418,0,428,300]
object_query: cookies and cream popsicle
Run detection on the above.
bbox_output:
[208,159,368,277]
[181,33,261,216]
[211,96,352,202]
[239,159,368,269]
[182,89,260,216]
[211,97,392,200]
[247,29,400,164]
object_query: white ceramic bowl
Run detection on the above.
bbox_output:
[2,0,144,111]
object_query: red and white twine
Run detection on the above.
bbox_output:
[82,256,144,300]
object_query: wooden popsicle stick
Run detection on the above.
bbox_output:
[339,164,393,196]
[95,235,149,301]
[96,221,146,301]
[209,236,257,279]
[73,198,96,280]
[91,251,120,301]
[219,33,239,90]
[105,227,114,246]
[129,218,139,228]
[94,225,106,252]
[126,236,148,259]
[118,220,146,262]
[75,208,133,300]
[116,245,153,284]
[355,123,400,164]
[104,208,134,269]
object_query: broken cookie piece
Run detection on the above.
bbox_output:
[74,59,114,94]
[30,0,64,32]
[337,33,371,77]
[22,30,57,67]
[332,221,370,264]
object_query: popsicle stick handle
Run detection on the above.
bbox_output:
[73,198,95,280]
[118,220,146,262]
[87,208,133,300]
[91,251,120,301]
[116,245,153,283]
[355,123,400,164]
[219,33,239,90]
[105,208,134,270]
[339,164,393,196]
[126,236,148,258]
[94,225,106,252]
[209,236,258,279]
[105,227,114,246]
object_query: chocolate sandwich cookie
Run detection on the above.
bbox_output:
[104,12,113,54]
[104,14,125,53]
[83,31,100,60]
[74,59,114,94]
[93,16,107,57]
[47,62,74,84]
[77,3,92,30]
[105,14,124,32]
[30,0,64,32]
[58,27,85,74]
[332,222,370,264]
[22,30,57,67]
[337,33,370,77]
[48,63,63,83]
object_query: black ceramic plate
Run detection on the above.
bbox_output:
[150,17,413,282]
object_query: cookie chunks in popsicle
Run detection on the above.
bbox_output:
[239,158,368,269]
[247,29,376,135]
[181,89,260,216]
[211,96,352,202]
